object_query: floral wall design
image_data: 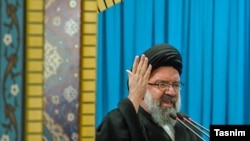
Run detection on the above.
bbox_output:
[43,0,81,141]
[0,0,24,141]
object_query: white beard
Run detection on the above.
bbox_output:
[144,90,181,127]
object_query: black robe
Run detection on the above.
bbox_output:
[96,98,202,141]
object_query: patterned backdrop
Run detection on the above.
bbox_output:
[0,0,24,141]
[43,0,81,140]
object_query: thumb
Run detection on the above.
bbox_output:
[126,69,132,78]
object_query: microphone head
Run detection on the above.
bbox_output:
[181,112,189,118]
[176,112,184,120]
[169,113,177,120]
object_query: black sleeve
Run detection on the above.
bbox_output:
[96,98,144,141]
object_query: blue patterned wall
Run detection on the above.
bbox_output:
[0,0,24,141]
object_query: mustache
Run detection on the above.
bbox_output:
[160,94,177,103]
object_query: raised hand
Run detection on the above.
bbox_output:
[126,54,152,112]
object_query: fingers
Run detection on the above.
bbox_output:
[132,54,149,75]
[127,55,152,112]
[144,64,152,79]
[136,54,146,74]
[131,56,139,73]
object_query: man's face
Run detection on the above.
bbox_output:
[144,66,181,126]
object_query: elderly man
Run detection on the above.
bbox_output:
[96,43,201,141]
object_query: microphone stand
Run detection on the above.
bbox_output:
[170,113,206,141]
[176,113,210,138]
[186,117,210,133]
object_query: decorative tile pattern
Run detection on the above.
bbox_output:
[97,0,123,13]
[43,0,81,140]
[0,0,24,141]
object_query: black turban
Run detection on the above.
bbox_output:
[143,43,182,75]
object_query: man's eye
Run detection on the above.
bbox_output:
[159,83,168,87]
[173,83,180,87]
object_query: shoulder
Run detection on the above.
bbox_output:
[100,98,138,126]
[96,98,144,141]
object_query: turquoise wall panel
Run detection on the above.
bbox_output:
[0,0,25,141]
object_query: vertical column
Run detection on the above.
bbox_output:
[80,0,97,141]
[25,0,44,141]
[43,0,81,141]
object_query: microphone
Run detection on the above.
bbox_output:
[170,113,206,141]
[176,112,210,137]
